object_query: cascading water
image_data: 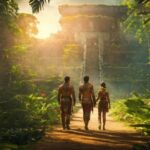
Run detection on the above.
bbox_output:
[98,36,104,84]
[81,34,102,86]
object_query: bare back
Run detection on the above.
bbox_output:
[59,83,74,98]
[79,83,93,99]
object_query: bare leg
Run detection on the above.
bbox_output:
[84,113,90,130]
[66,114,70,130]
[61,113,66,130]
[85,120,89,130]
[98,112,101,130]
[83,111,86,129]
[82,104,91,130]
[83,107,87,130]
[102,111,106,130]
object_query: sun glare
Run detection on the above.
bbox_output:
[36,23,61,39]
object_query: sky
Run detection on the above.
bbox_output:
[18,0,122,39]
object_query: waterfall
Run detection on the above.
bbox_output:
[98,36,104,83]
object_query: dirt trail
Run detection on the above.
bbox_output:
[33,107,149,150]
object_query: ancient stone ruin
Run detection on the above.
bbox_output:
[59,5,150,97]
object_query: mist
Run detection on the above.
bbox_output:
[16,0,149,99]
[18,0,123,38]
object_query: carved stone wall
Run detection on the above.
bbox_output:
[59,5,150,97]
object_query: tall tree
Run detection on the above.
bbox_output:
[0,0,18,21]
[123,0,150,42]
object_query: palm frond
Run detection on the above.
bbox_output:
[29,0,51,13]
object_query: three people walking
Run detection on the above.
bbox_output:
[58,76,110,130]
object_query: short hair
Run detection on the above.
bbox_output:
[84,76,89,83]
[64,76,70,83]
[101,82,106,88]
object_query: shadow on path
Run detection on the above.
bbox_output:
[33,108,149,150]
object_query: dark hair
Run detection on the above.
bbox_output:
[64,76,70,83]
[84,76,89,83]
[101,82,106,88]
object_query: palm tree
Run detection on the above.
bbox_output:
[29,0,51,13]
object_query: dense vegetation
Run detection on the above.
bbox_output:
[117,2,150,136]
[123,0,150,42]
[0,0,62,148]
[0,0,149,150]
[0,1,83,149]
[111,94,150,135]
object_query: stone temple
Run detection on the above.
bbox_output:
[59,5,150,97]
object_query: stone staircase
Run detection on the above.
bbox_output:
[84,38,100,86]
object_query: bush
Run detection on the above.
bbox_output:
[111,95,150,135]
[0,78,61,145]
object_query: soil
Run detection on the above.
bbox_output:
[33,107,149,150]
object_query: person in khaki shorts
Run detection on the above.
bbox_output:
[79,76,96,130]
[58,76,76,130]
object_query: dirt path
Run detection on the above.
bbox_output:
[33,107,149,150]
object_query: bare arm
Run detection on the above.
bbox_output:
[107,92,111,109]
[72,87,76,106]
[91,86,96,106]
[79,87,82,102]
[96,92,100,102]
[57,87,61,104]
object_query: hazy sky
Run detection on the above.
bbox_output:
[18,0,122,39]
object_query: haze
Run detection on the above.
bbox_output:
[18,0,122,39]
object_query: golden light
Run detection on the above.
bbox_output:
[34,4,61,39]
[36,23,61,39]
[18,1,62,39]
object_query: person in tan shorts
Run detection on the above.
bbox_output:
[58,76,76,130]
[79,76,96,130]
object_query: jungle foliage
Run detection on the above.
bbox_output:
[0,0,150,149]
[123,0,150,42]
[0,0,61,147]
[111,94,150,135]
[0,1,82,148]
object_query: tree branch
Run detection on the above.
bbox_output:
[29,0,51,13]
[144,17,150,24]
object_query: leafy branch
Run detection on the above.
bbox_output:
[29,0,51,13]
